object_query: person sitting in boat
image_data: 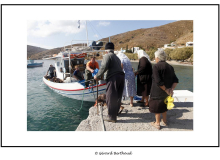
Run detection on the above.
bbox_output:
[85,56,99,87]
[73,65,84,81]
[60,67,63,73]
[45,64,56,78]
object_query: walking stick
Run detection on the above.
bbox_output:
[96,80,99,115]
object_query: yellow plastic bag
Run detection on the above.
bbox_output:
[164,95,175,110]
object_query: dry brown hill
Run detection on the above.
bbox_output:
[29,20,193,59]
[101,20,193,50]
[30,47,62,60]
[175,32,193,45]
[27,45,48,59]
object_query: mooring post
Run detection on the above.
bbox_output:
[96,80,99,115]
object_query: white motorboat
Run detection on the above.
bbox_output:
[43,39,108,102]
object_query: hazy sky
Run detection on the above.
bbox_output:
[27,20,176,49]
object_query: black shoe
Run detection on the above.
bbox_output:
[136,100,145,103]
[103,116,117,123]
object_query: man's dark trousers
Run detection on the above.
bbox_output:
[106,73,125,120]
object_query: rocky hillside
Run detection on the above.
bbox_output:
[27,45,48,59]
[102,20,193,51]
[175,31,193,45]
[29,47,63,60]
[28,20,193,59]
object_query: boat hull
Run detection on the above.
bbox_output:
[43,77,106,102]
[27,63,43,68]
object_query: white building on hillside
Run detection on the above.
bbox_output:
[171,42,176,46]
[131,47,140,53]
[186,42,193,47]
[164,44,170,48]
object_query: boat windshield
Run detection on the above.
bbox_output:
[27,59,34,64]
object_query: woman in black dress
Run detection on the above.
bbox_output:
[135,50,152,107]
[149,49,179,130]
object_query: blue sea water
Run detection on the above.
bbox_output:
[27,60,193,131]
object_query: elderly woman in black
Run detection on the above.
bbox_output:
[149,49,179,130]
[135,50,152,107]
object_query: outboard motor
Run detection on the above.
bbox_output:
[91,41,103,50]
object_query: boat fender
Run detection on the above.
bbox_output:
[92,69,99,77]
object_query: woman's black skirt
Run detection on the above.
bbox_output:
[149,97,168,113]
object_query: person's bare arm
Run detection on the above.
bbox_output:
[45,70,49,76]
[159,83,178,96]
[159,85,170,95]
[86,65,94,73]
[170,83,178,96]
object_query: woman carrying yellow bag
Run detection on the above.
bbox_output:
[149,49,178,130]
[164,95,175,110]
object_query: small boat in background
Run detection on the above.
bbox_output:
[27,59,44,68]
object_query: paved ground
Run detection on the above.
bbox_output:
[76,100,193,131]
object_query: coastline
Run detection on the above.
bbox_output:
[130,60,193,66]
[96,58,193,66]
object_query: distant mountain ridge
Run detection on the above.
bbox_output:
[28,20,193,59]
[27,45,48,59]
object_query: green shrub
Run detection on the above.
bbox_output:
[133,53,138,60]
[164,48,173,61]
[190,54,193,62]
[170,47,193,61]
[124,53,138,60]
[126,49,133,53]
[146,47,157,61]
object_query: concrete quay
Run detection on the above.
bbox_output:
[76,100,193,131]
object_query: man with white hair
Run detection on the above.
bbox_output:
[94,42,125,123]
[149,49,179,130]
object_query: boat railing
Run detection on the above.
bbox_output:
[69,40,109,51]
[62,40,111,55]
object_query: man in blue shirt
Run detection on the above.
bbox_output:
[73,65,84,81]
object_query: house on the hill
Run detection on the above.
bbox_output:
[164,44,170,48]
[164,42,176,49]
[186,42,193,47]
[131,47,140,53]
[163,43,175,49]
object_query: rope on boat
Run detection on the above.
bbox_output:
[74,86,86,113]
[80,86,86,111]
[75,79,97,113]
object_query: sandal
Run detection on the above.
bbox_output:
[151,122,161,130]
[161,120,168,126]
[130,103,133,107]
[118,106,124,115]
